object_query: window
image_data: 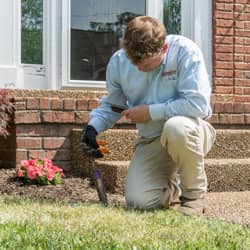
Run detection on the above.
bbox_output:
[70,0,145,83]
[62,0,212,88]
[21,0,43,64]
[164,0,181,35]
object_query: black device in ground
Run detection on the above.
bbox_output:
[111,105,127,113]
[91,158,108,205]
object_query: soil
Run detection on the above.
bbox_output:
[1,168,250,227]
[0,168,124,206]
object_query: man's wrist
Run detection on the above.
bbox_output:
[149,103,166,121]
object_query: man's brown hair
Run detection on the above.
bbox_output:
[122,16,166,64]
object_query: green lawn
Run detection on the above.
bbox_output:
[0,196,249,250]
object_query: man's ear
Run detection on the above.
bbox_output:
[162,43,168,53]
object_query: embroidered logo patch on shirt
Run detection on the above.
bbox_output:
[162,70,176,76]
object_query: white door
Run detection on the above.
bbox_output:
[19,0,48,89]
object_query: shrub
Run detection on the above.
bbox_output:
[0,89,15,138]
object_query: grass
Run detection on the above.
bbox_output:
[0,196,249,250]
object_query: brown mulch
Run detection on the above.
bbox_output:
[0,168,249,227]
[0,168,124,205]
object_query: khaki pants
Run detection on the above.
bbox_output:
[125,116,216,210]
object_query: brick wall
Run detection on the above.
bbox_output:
[0,91,133,170]
[212,0,250,125]
[11,96,95,170]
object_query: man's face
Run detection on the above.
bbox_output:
[132,44,168,72]
[135,53,164,72]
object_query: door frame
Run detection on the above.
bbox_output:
[16,0,60,89]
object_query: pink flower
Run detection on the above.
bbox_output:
[17,168,23,177]
[17,158,64,185]
[47,169,56,181]
[27,167,37,180]
[20,160,29,167]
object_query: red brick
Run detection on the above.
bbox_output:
[214,102,224,113]
[215,45,233,53]
[244,38,250,45]
[245,56,250,63]
[16,137,42,149]
[234,54,244,61]
[235,70,245,78]
[235,87,244,95]
[214,11,234,19]
[43,137,70,149]
[223,102,233,112]
[88,99,99,110]
[235,79,250,86]
[215,69,234,78]
[234,4,244,12]
[41,111,75,123]
[215,3,234,11]
[76,99,88,110]
[234,12,250,21]
[234,95,250,102]
[245,5,250,12]
[219,114,232,124]
[214,86,234,94]
[234,37,244,45]
[214,78,233,86]
[244,103,250,112]
[234,62,250,70]
[214,61,233,69]
[215,19,234,27]
[16,149,28,162]
[51,99,62,110]
[234,45,250,53]
[28,149,71,161]
[235,29,250,37]
[215,53,233,61]
[15,111,41,124]
[14,101,26,110]
[16,125,58,137]
[216,0,233,2]
[235,21,244,29]
[207,114,219,124]
[235,0,249,4]
[215,36,233,44]
[75,111,90,124]
[231,114,245,124]
[214,27,234,36]
[233,103,245,113]
[243,88,250,95]
[40,98,50,109]
[245,115,250,123]
[26,98,39,109]
[63,99,76,110]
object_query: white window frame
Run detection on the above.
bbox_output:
[182,0,212,81]
[61,0,212,89]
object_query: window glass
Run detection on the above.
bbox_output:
[21,0,43,64]
[70,0,145,81]
[163,0,181,34]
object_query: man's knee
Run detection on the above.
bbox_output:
[125,190,162,211]
[161,116,189,146]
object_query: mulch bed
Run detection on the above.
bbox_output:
[0,168,124,205]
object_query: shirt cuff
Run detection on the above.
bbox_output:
[149,103,166,121]
[89,118,107,134]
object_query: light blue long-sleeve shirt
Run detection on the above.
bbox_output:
[89,35,212,138]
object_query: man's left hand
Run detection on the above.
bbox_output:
[121,105,151,123]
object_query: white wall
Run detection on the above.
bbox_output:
[0,0,17,88]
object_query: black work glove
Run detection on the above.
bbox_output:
[81,125,103,158]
